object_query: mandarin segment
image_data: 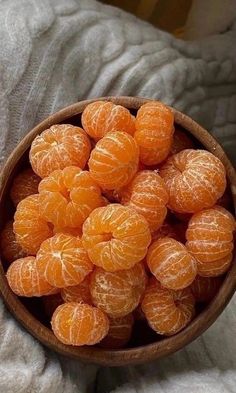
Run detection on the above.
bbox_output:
[82,101,135,140]
[160,149,227,213]
[39,166,104,228]
[190,275,222,303]
[147,237,197,290]
[36,233,93,288]
[134,101,174,165]
[61,275,92,304]
[197,253,233,277]
[51,302,109,346]
[141,278,195,335]
[82,204,151,271]
[88,131,139,190]
[6,257,57,297]
[10,168,40,206]
[90,264,147,318]
[0,220,27,263]
[118,170,169,232]
[100,314,134,348]
[13,194,53,255]
[29,124,91,178]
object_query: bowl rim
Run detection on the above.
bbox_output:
[0,96,235,367]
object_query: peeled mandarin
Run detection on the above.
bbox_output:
[29,124,91,178]
[190,275,222,303]
[81,101,135,140]
[36,233,93,288]
[88,131,139,190]
[38,166,104,228]
[100,314,134,348]
[51,302,109,346]
[61,275,92,304]
[82,204,151,271]
[90,264,147,318]
[13,194,53,255]
[6,257,57,297]
[134,101,174,165]
[0,220,27,263]
[147,237,197,290]
[118,170,169,232]
[10,168,40,206]
[142,278,195,335]
[160,149,227,213]
[170,127,194,155]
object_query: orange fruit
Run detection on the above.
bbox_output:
[134,101,174,165]
[13,194,53,255]
[53,226,82,237]
[61,275,92,304]
[38,166,104,228]
[90,264,147,317]
[51,302,109,346]
[141,278,195,335]
[29,124,91,178]
[186,206,235,276]
[190,275,222,303]
[81,101,135,140]
[151,221,179,243]
[0,220,27,263]
[118,170,169,232]
[82,204,151,271]
[36,233,93,288]
[42,293,64,318]
[170,127,194,155]
[88,131,139,190]
[147,237,197,290]
[100,314,134,348]
[160,149,226,213]
[10,168,40,206]
[6,256,57,297]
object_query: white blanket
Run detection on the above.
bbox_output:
[0,1,235,392]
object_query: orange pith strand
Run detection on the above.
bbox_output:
[134,101,174,165]
[13,194,53,255]
[81,101,136,140]
[170,126,194,155]
[61,275,92,304]
[0,220,27,263]
[51,302,109,346]
[117,170,169,232]
[29,124,91,178]
[90,264,147,318]
[159,149,227,213]
[38,166,104,229]
[147,237,197,290]
[100,314,134,348]
[186,205,235,277]
[10,168,40,206]
[36,233,93,288]
[6,256,57,297]
[88,131,139,190]
[82,204,151,271]
[190,275,222,303]
[141,278,195,335]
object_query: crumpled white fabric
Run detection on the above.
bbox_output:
[0,1,235,392]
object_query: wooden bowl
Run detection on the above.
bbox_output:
[0,96,235,366]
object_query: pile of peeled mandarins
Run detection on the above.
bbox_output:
[1,100,235,348]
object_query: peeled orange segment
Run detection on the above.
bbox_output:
[81,101,135,140]
[10,168,40,206]
[190,275,222,302]
[159,149,227,213]
[170,127,194,155]
[29,124,91,178]
[147,237,197,290]
[61,275,92,304]
[90,264,147,318]
[141,278,195,335]
[36,233,93,288]
[0,220,27,263]
[100,314,134,349]
[118,170,169,232]
[13,194,53,255]
[88,131,139,190]
[134,101,174,165]
[38,166,104,228]
[82,204,151,271]
[51,302,109,346]
[6,257,57,297]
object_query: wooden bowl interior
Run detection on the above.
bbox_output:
[0,96,235,366]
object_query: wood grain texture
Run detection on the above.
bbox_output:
[0,96,235,367]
